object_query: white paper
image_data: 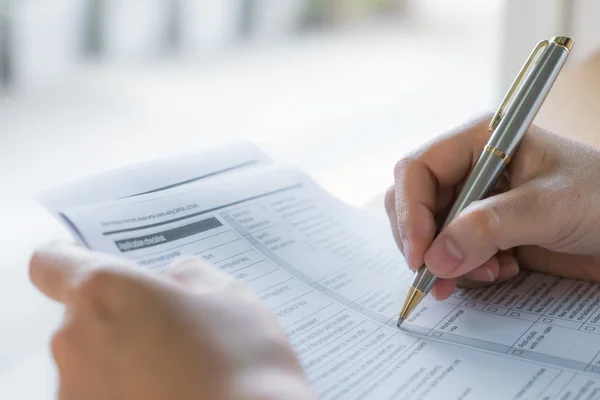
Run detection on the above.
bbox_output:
[37,141,270,241]
[52,164,600,399]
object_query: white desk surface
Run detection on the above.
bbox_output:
[0,22,497,397]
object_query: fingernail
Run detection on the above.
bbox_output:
[465,266,495,282]
[426,237,463,275]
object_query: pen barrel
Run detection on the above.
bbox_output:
[441,150,507,229]
[409,150,506,293]
[489,41,570,157]
[408,39,571,296]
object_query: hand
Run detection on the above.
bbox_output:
[386,115,600,300]
[29,242,316,400]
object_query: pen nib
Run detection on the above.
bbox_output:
[396,287,426,329]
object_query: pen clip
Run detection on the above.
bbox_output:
[489,40,549,132]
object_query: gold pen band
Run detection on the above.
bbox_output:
[552,36,574,52]
[484,145,510,164]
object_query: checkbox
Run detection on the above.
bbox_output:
[543,318,553,323]
[510,312,521,317]
[586,326,596,331]
[432,332,443,337]
[465,302,475,307]
[512,350,523,355]
[593,367,600,373]
[488,307,498,312]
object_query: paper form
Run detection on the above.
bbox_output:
[48,165,600,399]
[38,141,270,215]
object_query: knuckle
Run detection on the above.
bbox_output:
[463,202,501,244]
[393,157,416,181]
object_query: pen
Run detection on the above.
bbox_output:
[397,36,574,327]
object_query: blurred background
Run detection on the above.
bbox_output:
[0,0,504,205]
[0,0,594,397]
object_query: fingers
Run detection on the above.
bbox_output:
[433,253,520,300]
[390,117,556,281]
[51,292,105,372]
[431,278,457,301]
[456,253,520,289]
[392,117,492,269]
[30,241,237,306]
[166,256,233,292]
[496,253,520,279]
[517,246,600,282]
[29,241,134,304]
[384,186,404,254]
[424,184,547,279]
[433,253,517,295]
[385,185,453,265]
[464,257,500,283]
[29,242,90,303]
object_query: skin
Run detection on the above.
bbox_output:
[386,115,600,300]
[29,115,600,398]
[29,242,317,400]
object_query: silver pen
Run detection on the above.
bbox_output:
[397,36,574,327]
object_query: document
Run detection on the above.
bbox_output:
[38,141,270,216]
[37,141,269,243]
[41,143,600,399]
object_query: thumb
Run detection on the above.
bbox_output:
[424,184,549,279]
[166,256,233,291]
[29,241,135,303]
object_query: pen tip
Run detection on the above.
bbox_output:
[397,317,405,327]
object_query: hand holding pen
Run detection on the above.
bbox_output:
[387,115,600,322]
[389,37,577,326]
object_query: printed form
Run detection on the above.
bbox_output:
[45,155,600,399]
[38,141,271,216]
